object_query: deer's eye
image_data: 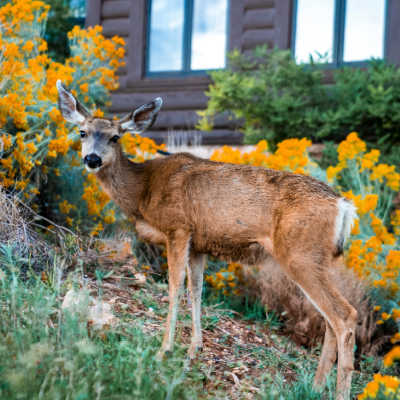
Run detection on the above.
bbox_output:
[80,130,87,138]
[110,135,120,143]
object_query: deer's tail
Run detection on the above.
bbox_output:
[334,197,357,256]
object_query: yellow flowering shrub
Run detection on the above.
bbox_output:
[211,138,316,175]
[358,374,400,400]
[0,0,163,234]
[328,132,400,192]
[205,262,242,296]
[384,346,400,368]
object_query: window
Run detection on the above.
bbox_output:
[147,0,228,75]
[70,0,86,22]
[293,0,387,65]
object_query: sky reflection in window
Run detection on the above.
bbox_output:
[295,0,335,63]
[343,0,385,62]
[148,0,184,72]
[191,0,228,70]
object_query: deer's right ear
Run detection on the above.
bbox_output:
[56,80,90,124]
[120,97,163,133]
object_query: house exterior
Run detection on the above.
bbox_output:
[86,0,400,145]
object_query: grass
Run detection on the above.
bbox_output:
[0,241,391,399]
[0,259,202,399]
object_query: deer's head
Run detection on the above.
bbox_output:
[56,80,162,172]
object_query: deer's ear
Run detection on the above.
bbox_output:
[56,80,90,124]
[120,97,163,133]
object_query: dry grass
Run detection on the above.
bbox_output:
[0,189,52,271]
[242,257,387,356]
[0,189,31,248]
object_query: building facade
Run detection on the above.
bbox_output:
[86,0,400,144]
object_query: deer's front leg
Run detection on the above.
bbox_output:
[187,252,206,359]
[157,230,191,359]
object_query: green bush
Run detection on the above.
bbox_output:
[198,47,400,153]
[44,0,85,62]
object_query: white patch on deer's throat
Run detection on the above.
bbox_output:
[85,165,100,173]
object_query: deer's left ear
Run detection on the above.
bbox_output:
[120,97,163,133]
[56,80,90,124]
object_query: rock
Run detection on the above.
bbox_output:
[88,299,117,329]
[134,272,146,287]
[308,143,325,161]
[62,288,117,329]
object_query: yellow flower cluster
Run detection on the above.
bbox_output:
[0,0,49,33]
[328,132,400,191]
[120,134,166,162]
[376,306,400,326]
[266,138,314,174]
[383,346,400,367]
[90,222,104,237]
[342,192,378,216]
[371,164,400,191]
[392,210,400,236]
[358,374,400,400]
[337,131,367,163]
[82,174,109,217]
[59,199,76,215]
[370,213,397,246]
[210,140,269,166]
[67,25,125,92]
[205,263,242,296]
[346,244,399,297]
[210,138,314,174]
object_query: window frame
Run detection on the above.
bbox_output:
[145,0,230,77]
[291,0,389,67]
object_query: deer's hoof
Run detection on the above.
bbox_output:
[156,349,172,361]
[188,343,203,360]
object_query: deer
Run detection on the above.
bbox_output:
[56,80,358,400]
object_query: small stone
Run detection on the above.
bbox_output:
[134,272,146,287]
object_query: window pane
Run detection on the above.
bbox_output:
[343,0,385,62]
[69,0,86,18]
[295,0,335,63]
[191,0,228,70]
[148,0,184,72]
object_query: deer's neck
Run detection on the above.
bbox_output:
[95,147,145,218]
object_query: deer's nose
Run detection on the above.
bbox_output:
[84,154,102,169]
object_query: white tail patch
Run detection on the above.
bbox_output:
[334,198,357,253]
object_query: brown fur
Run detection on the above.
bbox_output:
[56,85,358,400]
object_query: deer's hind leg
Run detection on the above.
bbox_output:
[314,322,337,387]
[277,255,357,400]
[187,252,206,359]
